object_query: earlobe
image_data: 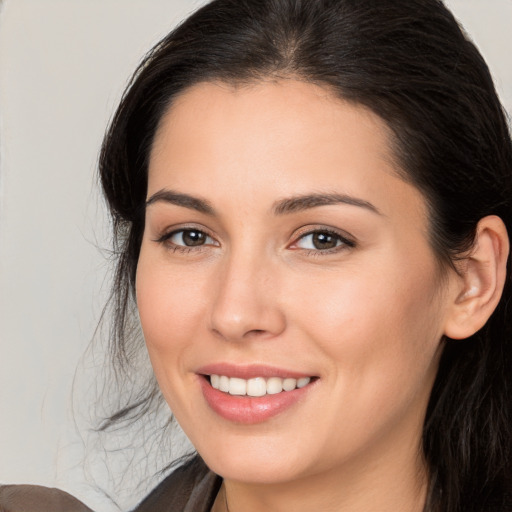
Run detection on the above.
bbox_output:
[444,215,509,340]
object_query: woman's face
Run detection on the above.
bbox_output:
[136,80,457,485]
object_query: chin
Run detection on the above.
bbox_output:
[192,431,317,484]
[204,453,302,484]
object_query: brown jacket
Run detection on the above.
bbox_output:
[0,485,93,512]
[0,457,221,512]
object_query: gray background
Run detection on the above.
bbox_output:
[0,1,511,510]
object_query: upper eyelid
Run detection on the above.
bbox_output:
[154,224,216,241]
[155,228,219,252]
[291,225,355,243]
[152,223,356,248]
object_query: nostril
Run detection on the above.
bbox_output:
[209,292,287,341]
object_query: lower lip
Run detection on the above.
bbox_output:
[198,376,315,424]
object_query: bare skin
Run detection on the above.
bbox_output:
[136,80,508,511]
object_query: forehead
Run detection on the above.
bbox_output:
[148,79,425,222]
[151,79,394,161]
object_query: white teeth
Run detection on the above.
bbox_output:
[266,377,283,395]
[228,377,247,396]
[209,374,312,396]
[247,377,267,397]
[297,377,311,388]
[219,375,230,392]
[210,374,220,389]
[282,378,297,391]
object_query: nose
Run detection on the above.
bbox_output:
[208,250,286,342]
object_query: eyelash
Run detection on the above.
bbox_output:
[154,226,355,256]
[291,228,355,256]
[154,227,217,254]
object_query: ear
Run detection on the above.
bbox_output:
[444,215,509,340]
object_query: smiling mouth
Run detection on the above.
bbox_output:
[208,375,314,397]
[199,371,318,423]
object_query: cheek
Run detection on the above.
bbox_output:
[293,262,444,453]
[135,249,208,371]
[290,251,445,385]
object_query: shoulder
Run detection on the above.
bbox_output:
[0,484,93,512]
[131,455,222,512]
[0,457,220,512]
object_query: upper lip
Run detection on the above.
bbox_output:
[196,363,315,380]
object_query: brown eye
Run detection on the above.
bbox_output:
[168,229,213,247]
[294,230,354,252]
[311,232,339,250]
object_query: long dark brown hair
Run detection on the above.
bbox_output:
[98,1,512,510]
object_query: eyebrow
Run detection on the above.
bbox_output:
[146,189,215,215]
[145,189,381,217]
[273,193,381,216]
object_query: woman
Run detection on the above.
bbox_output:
[2,0,511,511]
